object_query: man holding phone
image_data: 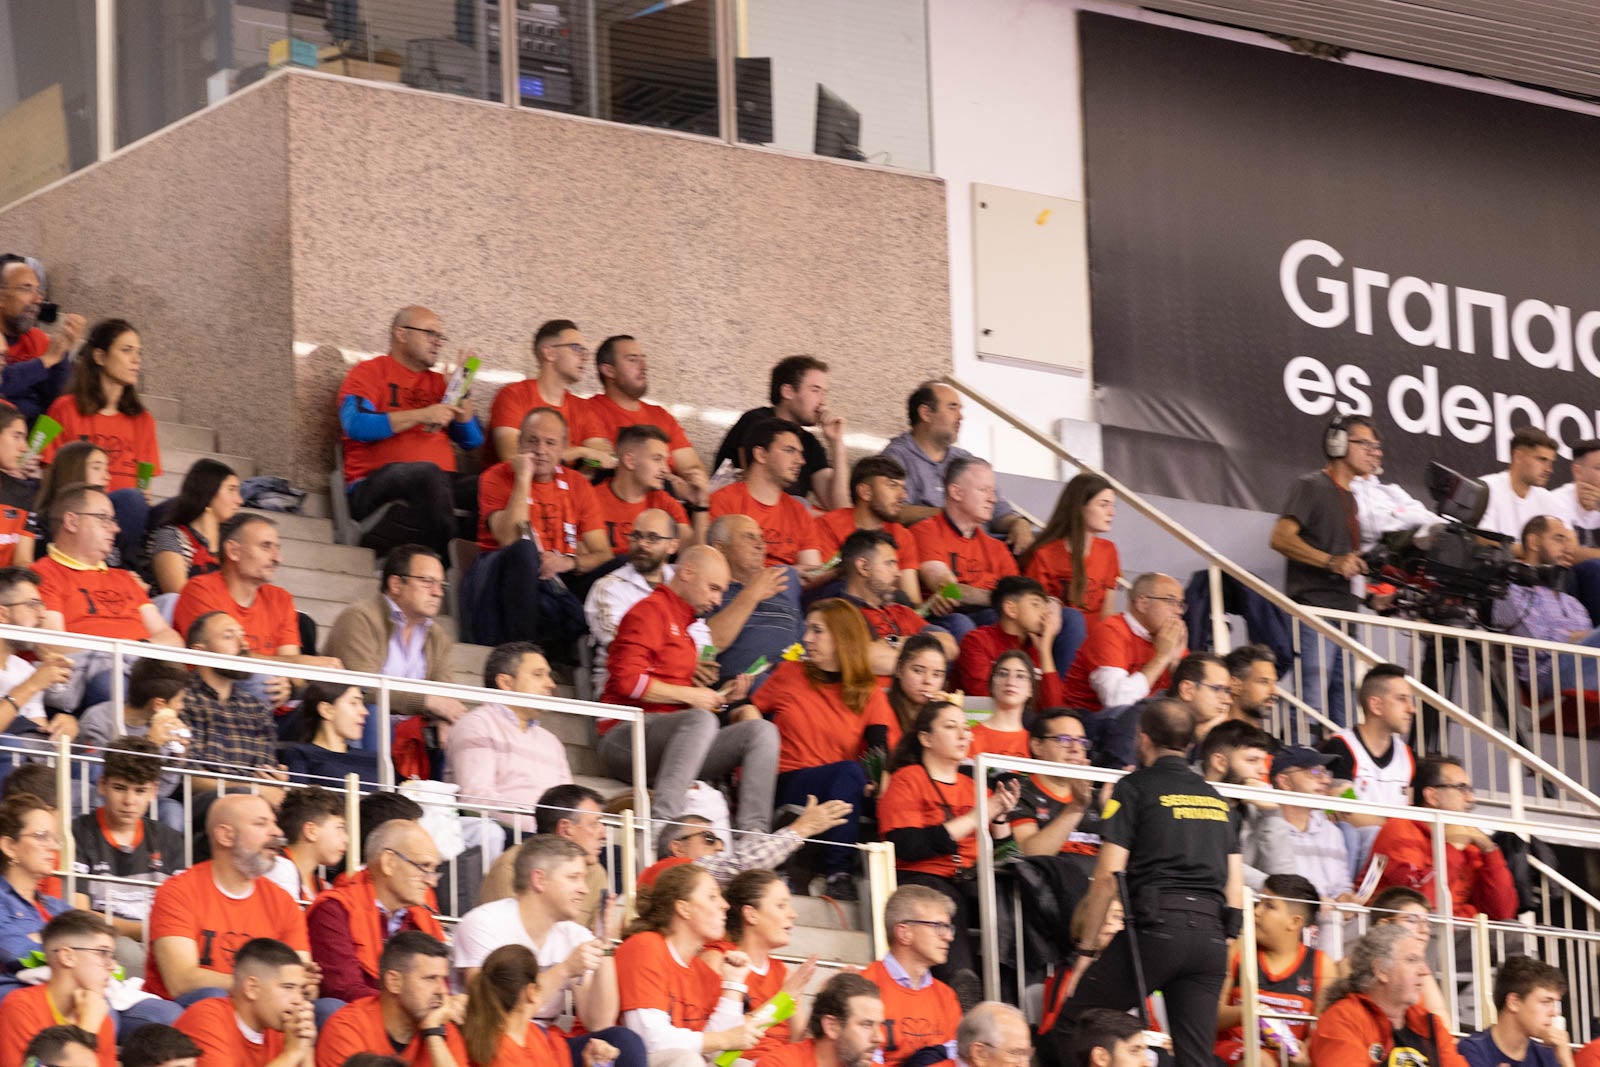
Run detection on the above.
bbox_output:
[0,254,85,421]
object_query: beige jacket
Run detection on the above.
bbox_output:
[324,595,454,718]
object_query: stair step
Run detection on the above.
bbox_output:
[144,395,182,422]
[151,473,183,499]
[279,538,374,575]
[155,421,216,453]
[275,565,376,603]
[785,926,873,963]
[165,447,258,480]
[792,895,861,930]
[297,597,349,632]
[299,491,331,520]
[244,509,336,544]
[449,641,491,677]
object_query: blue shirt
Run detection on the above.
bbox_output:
[716,566,802,689]
[0,876,66,1003]
[1459,1030,1560,1067]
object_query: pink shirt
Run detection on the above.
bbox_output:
[444,702,572,832]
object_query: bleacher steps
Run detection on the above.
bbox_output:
[144,395,183,422]
[155,421,217,453]
[165,446,258,480]
[243,509,337,544]
[274,564,377,604]
[276,539,374,576]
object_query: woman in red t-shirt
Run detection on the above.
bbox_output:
[701,869,818,1061]
[1023,474,1122,677]
[970,650,1041,760]
[886,633,952,737]
[463,944,616,1067]
[754,599,900,899]
[878,701,1020,982]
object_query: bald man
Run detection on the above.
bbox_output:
[585,507,710,695]
[338,303,484,557]
[705,513,800,684]
[147,794,316,1002]
[598,544,780,836]
[307,820,446,1003]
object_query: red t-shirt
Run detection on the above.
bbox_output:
[739,954,793,1060]
[861,959,962,1067]
[0,984,117,1067]
[477,463,605,554]
[1577,1041,1600,1067]
[489,378,597,442]
[751,660,902,774]
[1061,614,1166,712]
[4,328,49,362]
[33,554,153,640]
[172,571,299,656]
[814,509,921,571]
[1025,538,1121,617]
[478,1024,569,1067]
[177,997,285,1067]
[956,623,1064,704]
[969,723,1030,760]
[593,480,689,555]
[709,482,821,566]
[600,583,701,725]
[42,399,162,493]
[851,599,930,644]
[911,514,1018,594]
[615,930,722,1032]
[0,500,33,568]
[339,354,456,482]
[579,393,692,454]
[315,995,470,1067]
[146,861,310,999]
[752,1039,823,1067]
[878,764,978,879]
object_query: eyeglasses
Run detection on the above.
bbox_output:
[899,919,955,936]
[398,325,448,342]
[400,575,449,593]
[1197,682,1232,696]
[973,1042,1033,1064]
[627,531,673,546]
[386,848,441,880]
[1432,782,1474,794]
[1293,766,1332,780]
[0,599,44,611]
[1044,735,1091,750]
[18,830,61,846]
[1142,594,1186,610]
[72,511,120,529]
[1347,438,1384,452]
[992,669,1034,683]
[63,944,116,962]
[678,830,720,846]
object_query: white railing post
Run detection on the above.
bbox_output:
[1433,811,1459,1034]
[866,841,897,959]
[344,772,361,877]
[1239,886,1260,1067]
[56,733,75,901]
[111,641,125,737]
[974,754,1000,1001]
[95,0,116,161]
[378,682,394,788]
[621,808,637,923]
[1208,564,1228,654]
[631,713,651,862]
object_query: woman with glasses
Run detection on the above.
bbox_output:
[750,600,900,900]
[970,650,1042,760]
[0,792,68,993]
[463,943,617,1067]
[701,869,819,1063]
[878,701,1021,985]
[887,633,951,737]
[284,682,380,786]
[613,863,763,1061]
[142,458,241,595]
[42,319,161,565]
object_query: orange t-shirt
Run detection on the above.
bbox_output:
[969,723,1030,760]
[476,1023,569,1067]
[877,765,978,879]
[593,480,689,555]
[911,514,1018,594]
[751,1039,822,1067]
[339,354,457,483]
[740,955,793,1060]
[0,500,34,568]
[751,661,901,774]
[709,482,821,566]
[615,930,722,1032]
[172,571,299,656]
[0,984,117,1067]
[861,959,961,1067]
[146,861,310,999]
[42,400,161,492]
[489,378,597,441]
[1577,1040,1600,1067]
[1024,538,1121,617]
[578,393,692,455]
[177,997,285,1067]
[814,510,921,571]
[32,554,153,640]
[477,463,605,554]
[316,995,470,1067]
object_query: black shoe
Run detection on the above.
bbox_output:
[823,872,859,901]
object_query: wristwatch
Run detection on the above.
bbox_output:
[419,1027,449,1040]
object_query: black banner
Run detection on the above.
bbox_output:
[1083,13,1600,512]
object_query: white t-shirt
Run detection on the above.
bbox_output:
[0,654,46,724]
[449,897,595,1023]
[1475,470,1556,540]
[1550,482,1600,546]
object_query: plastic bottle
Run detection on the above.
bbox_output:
[713,992,795,1067]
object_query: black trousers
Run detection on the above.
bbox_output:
[1055,897,1228,1067]
[348,461,456,558]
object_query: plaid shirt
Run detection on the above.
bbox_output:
[1493,584,1594,684]
[182,674,276,772]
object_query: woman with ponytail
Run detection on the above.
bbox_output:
[463,944,617,1067]
[701,869,819,1061]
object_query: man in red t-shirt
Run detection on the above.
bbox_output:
[708,417,823,569]
[314,932,468,1067]
[815,455,923,603]
[488,318,609,468]
[838,528,955,673]
[176,937,316,1067]
[579,335,710,503]
[909,456,1019,649]
[594,424,697,552]
[464,406,611,648]
[337,305,485,556]
[0,255,83,422]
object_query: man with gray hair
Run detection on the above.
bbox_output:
[307,819,445,1003]
[705,512,800,684]
[956,1003,1032,1067]
[863,885,964,1067]
[1308,923,1462,1065]
[449,834,645,1067]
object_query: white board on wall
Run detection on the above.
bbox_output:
[972,182,1092,376]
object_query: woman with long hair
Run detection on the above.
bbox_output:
[613,864,761,1060]
[968,649,1038,759]
[886,633,951,737]
[1022,473,1121,624]
[42,319,161,564]
[878,701,1021,984]
[33,442,113,560]
[463,944,616,1067]
[0,793,68,968]
[701,869,818,1060]
[282,682,379,785]
[144,458,241,594]
[750,599,900,899]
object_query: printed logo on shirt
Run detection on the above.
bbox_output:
[884,1015,946,1056]
[384,383,438,412]
[76,584,138,619]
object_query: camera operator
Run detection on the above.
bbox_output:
[1270,415,1382,729]
[1491,515,1600,692]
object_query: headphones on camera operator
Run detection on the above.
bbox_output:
[1323,414,1373,461]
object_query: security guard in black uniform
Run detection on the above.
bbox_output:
[1045,698,1244,1067]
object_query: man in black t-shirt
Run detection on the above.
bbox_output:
[1009,709,1105,877]
[712,355,849,510]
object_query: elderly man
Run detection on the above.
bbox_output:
[599,544,778,837]
[315,932,468,1067]
[956,1003,1032,1067]
[1308,924,1465,1065]
[705,513,800,685]
[338,305,483,557]
[585,508,711,695]
[307,819,446,1004]
[910,456,1021,643]
[146,794,313,1002]
[0,254,83,420]
[752,973,884,1067]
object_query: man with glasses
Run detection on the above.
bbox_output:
[0,565,75,745]
[489,319,607,467]
[956,1002,1033,1067]
[338,304,484,558]
[0,910,118,1065]
[306,819,445,1004]
[1269,745,1355,902]
[714,355,850,511]
[579,335,711,505]
[637,805,846,889]
[594,424,697,553]
[0,254,83,422]
[1367,755,1518,921]
[1009,710,1105,875]
[862,885,963,1067]
[1166,651,1234,743]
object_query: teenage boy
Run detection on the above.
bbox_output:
[265,787,350,906]
[78,658,190,751]
[0,910,118,1067]
[1214,873,1331,1066]
[1459,956,1576,1067]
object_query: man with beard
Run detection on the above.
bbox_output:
[593,424,697,552]
[181,611,286,799]
[315,932,470,1067]
[708,418,823,569]
[838,529,956,674]
[147,795,315,1002]
[598,544,778,837]
[579,335,710,505]
[0,565,76,741]
[450,836,646,1067]
[816,455,923,603]
[714,355,850,510]
[755,973,885,1067]
[1223,644,1279,728]
[0,254,84,421]
[1198,720,1296,891]
[1166,651,1234,743]
[307,820,446,1004]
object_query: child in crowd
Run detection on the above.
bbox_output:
[0,910,118,1067]
[265,786,349,906]
[1214,873,1331,1065]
